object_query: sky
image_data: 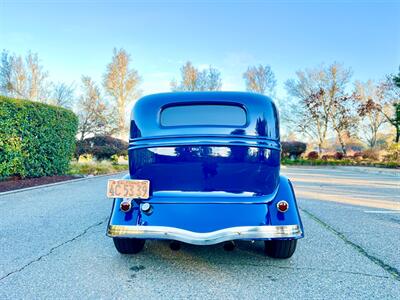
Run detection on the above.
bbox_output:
[0,0,399,100]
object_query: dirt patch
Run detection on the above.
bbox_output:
[0,175,81,193]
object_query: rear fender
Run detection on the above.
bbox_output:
[267,175,304,238]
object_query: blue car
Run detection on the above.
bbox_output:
[106,92,303,258]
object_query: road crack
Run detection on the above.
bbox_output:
[0,217,108,281]
[233,261,391,279]
[301,208,400,281]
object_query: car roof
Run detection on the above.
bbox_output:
[130,91,279,140]
[133,91,274,107]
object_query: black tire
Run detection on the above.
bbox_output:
[113,238,145,254]
[264,239,297,259]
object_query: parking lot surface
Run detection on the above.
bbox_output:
[0,167,399,299]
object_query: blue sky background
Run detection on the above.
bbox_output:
[1,0,399,99]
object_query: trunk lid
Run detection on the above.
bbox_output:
[129,145,280,199]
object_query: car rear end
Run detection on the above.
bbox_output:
[107,92,303,257]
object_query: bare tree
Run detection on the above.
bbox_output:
[326,64,354,154]
[171,61,198,91]
[0,50,49,101]
[13,55,28,98]
[285,86,330,153]
[103,48,141,138]
[285,63,352,154]
[51,82,75,109]
[0,52,27,98]
[77,76,112,141]
[171,61,222,91]
[243,65,276,95]
[353,80,388,148]
[0,51,13,94]
[26,51,49,101]
[197,66,222,91]
[330,94,357,155]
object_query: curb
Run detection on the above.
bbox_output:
[0,171,128,197]
[285,165,399,177]
[332,166,399,177]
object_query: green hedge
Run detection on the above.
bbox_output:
[281,158,399,168]
[0,96,78,178]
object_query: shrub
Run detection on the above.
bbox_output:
[353,151,363,160]
[383,143,399,162]
[361,149,380,161]
[281,141,307,159]
[334,152,344,160]
[75,135,128,160]
[67,161,128,176]
[110,154,119,164]
[0,96,78,178]
[281,157,396,168]
[321,154,330,161]
[307,151,319,160]
[78,154,93,163]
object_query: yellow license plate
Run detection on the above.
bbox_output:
[107,179,150,199]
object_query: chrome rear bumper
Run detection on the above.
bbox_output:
[107,224,302,245]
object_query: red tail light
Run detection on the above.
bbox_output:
[277,200,289,213]
[120,200,132,212]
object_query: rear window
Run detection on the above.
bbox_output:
[160,104,246,127]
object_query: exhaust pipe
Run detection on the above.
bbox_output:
[223,241,235,251]
[170,241,181,251]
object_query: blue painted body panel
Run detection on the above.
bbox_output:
[129,146,280,196]
[109,92,303,240]
[109,175,303,238]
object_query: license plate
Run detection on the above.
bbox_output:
[107,179,150,199]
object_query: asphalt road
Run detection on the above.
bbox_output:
[0,167,399,299]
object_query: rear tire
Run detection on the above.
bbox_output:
[113,238,145,254]
[264,239,297,259]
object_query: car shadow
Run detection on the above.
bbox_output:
[142,239,273,262]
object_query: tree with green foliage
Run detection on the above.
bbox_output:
[393,67,400,88]
[389,67,400,142]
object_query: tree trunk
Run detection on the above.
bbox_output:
[395,104,400,143]
[339,140,347,155]
[336,131,347,155]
